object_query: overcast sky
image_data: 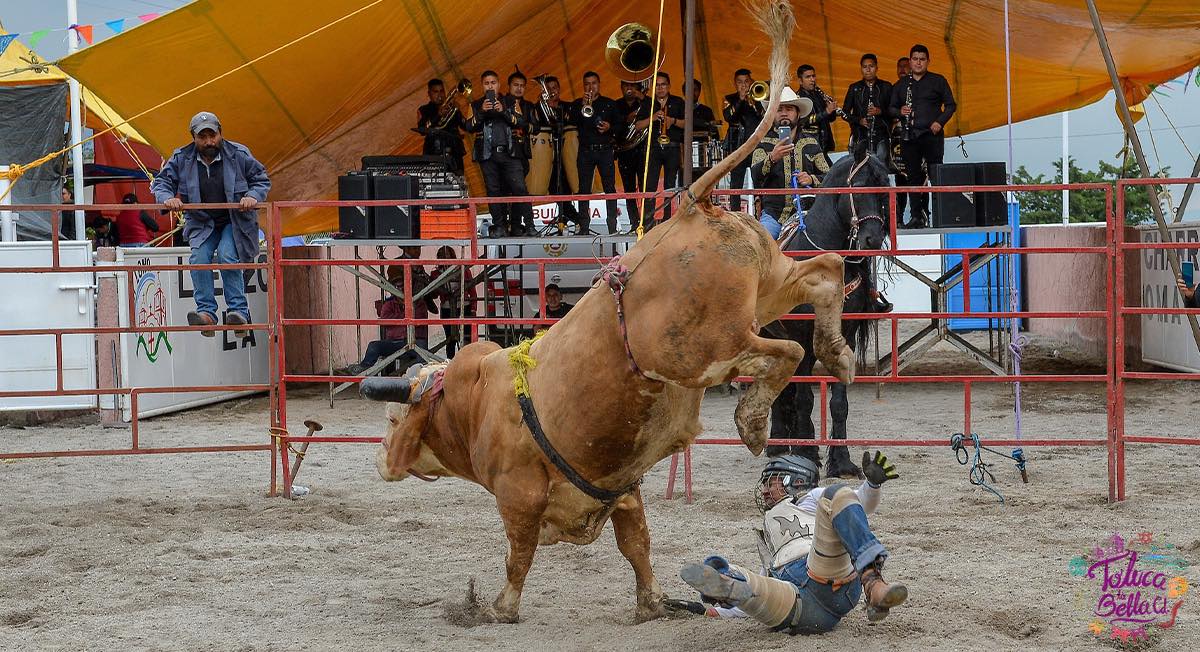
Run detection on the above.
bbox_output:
[5,0,1197,218]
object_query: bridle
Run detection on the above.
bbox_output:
[797,155,886,264]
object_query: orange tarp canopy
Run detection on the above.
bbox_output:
[58,0,1200,236]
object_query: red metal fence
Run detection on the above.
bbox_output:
[3,180,1198,503]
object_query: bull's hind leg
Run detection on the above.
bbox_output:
[611,488,664,623]
[489,477,549,623]
[732,336,807,456]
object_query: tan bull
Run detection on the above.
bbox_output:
[362,0,854,624]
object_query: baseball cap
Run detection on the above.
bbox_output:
[189,111,221,135]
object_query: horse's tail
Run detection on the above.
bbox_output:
[853,258,873,367]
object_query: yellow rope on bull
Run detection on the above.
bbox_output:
[509,330,547,398]
[636,0,668,242]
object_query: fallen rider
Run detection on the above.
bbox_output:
[668,452,907,633]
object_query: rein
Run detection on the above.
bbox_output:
[788,156,885,264]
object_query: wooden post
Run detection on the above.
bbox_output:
[681,0,696,186]
[1084,0,1200,351]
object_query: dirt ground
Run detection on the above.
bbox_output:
[2,338,1198,652]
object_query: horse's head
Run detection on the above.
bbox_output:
[834,140,891,251]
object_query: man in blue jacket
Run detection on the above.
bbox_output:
[152,112,271,337]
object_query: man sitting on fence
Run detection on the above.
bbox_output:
[152,111,271,338]
[338,249,435,376]
[667,452,908,634]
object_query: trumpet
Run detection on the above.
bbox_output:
[437,78,473,129]
[749,80,770,103]
[581,92,595,118]
[656,97,671,145]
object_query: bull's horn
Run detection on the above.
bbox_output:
[360,377,412,403]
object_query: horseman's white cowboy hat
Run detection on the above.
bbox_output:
[761,86,813,118]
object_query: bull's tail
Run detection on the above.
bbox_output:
[682,0,794,212]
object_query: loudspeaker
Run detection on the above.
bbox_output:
[975,162,1008,226]
[337,173,372,238]
[932,163,976,228]
[372,174,419,238]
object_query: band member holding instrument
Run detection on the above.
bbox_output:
[615,80,648,228]
[795,64,838,155]
[634,71,686,227]
[722,68,763,213]
[463,70,535,237]
[415,78,466,174]
[527,74,581,231]
[571,71,620,235]
[889,44,956,229]
[842,54,892,163]
[507,71,535,175]
[750,88,822,239]
[891,57,912,222]
[680,78,720,186]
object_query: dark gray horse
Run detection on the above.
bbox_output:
[763,143,891,478]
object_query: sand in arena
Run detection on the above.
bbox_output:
[2,340,1197,651]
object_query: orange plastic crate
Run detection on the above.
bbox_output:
[420,208,474,239]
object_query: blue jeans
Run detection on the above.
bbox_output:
[769,494,886,634]
[760,211,781,239]
[190,223,248,320]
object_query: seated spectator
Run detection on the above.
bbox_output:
[337,249,435,376]
[533,283,574,319]
[89,217,119,248]
[432,245,477,358]
[115,193,161,247]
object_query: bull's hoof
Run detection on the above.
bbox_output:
[481,606,520,624]
[734,402,768,456]
[634,594,667,623]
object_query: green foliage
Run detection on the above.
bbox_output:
[1011,156,1167,225]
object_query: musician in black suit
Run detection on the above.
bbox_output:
[507,71,536,175]
[842,54,893,163]
[634,71,685,227]
[795,64,838,154]
[889,44,956,229]
[415,78,466,175]
[462,70,535,237]
[722,68,763,212]
[614,80,647,229]
[570,71,620,235]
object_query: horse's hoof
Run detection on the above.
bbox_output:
[827,460,863,480]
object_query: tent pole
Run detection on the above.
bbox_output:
[681,0,696,187]
[1062,112,1069,224]
[1084,0,1200,351]
[1172,153,1200,223]
[0,165,13,242]
[67,0,85,240]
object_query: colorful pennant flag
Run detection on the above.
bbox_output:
[139,13,161,23]
[0,34,17,57]
[71,24,94,45]
[27,29,49,48]
[105,19,126,35]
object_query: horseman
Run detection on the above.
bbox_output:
[667,452,908,634]
[750,88,825,239]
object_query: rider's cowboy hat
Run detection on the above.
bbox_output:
[762,86,814,118]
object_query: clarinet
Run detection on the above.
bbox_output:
[901,78,915,142]
[867,96,877,153]
[814,84,849,120]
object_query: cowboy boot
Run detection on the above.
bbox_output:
[859,560,908,622]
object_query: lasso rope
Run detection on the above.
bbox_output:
[950,432,1027,505]
[636,0,669,241]
[0,0,386,202]
[509,330,547,398]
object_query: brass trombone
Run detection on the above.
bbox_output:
[437,78,473,128]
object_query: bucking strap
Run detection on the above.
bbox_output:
[517,394,637,504]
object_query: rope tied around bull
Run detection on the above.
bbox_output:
[508,331,638,504]
[594,256,652,379]
[950,432,1028,505]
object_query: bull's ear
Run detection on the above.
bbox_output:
[361,377,412,403]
